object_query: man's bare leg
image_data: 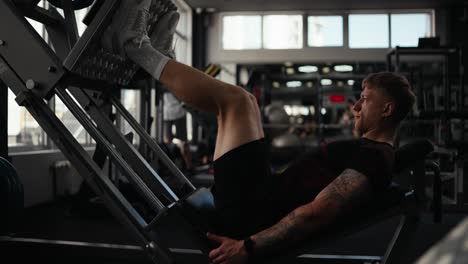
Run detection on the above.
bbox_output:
[159,60,264,160]
[102,2,263,160]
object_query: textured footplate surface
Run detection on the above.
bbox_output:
[66,0,177,86]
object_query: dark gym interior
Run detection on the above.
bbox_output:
[1,0,468,263]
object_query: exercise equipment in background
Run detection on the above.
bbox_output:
[0,157,24,235]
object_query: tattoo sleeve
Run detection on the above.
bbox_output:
[251,168,372,256]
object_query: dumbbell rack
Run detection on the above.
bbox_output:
[0,0,208,263]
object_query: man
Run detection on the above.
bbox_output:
[162,91,187,145]
[101,1,415,263]
[162,91,193,173]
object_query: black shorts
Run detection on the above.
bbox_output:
[211,139,286,238]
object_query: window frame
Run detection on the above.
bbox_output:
[347,9,434,49]
[306,15,345,48]
[221,14,263,50]
[220,11,306,51]
[173,0,193,66]
[347,12,390,49]
[389,11,434,48]
[262,14,304,50]
[219,9,435,51]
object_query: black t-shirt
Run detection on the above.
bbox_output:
[274,138,395,212]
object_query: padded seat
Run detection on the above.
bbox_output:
[395,138,434,173]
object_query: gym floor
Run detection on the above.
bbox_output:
[3,196,466,264]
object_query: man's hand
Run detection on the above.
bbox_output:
[207,233,248,264]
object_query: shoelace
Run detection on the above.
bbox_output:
[137,7,151,48]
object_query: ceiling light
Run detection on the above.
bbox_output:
[309,106,315,115]
[272,81,280,88]
[286,81,302,88]
[321,108,327,115]
[322,67,330,74]
[286,67,295,75]
[306,81,314,88]
[298,65,318,73]
[283,105,292,115]
[334,65,353,72]
[300,107,309,116]
[347,80,355,86]
[321,79,332,86]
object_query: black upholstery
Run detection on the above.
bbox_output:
[394,138,434,173]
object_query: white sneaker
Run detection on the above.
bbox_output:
[149,11,180,59]
[101,0,152,57]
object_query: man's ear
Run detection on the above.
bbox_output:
[382,101,394,118]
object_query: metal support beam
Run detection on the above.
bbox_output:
[139,81,151,156]
[192,10,207,71]
[155,81,164,144]
[23,6,63,26]
[56,87,168,212]
[0,79,8,159]
[111,94,196,192]
[66,87,181,204]
[45,7,72,60]
[0,0,64,99]
[60,0,79,48]
[382,214,419,264]
[0,54,173,264]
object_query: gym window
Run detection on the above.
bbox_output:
[54,96,93,146]
[263,15,303,49]
[222,11,434,51]
[8,90,45,149]
[222,15,262,50]
[348,14,390,48]
[26,18,45,36]
[349,12,433,49]
[391,13,432,47]
[222,14,302,50]
[307,16,343,47]
[75,8,90,36]
[119,89,142,145]
[174,0,192,66]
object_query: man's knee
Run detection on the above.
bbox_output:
[247,92,259,108]
[219,87,257,116]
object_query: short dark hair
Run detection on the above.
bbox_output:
[363,72,415,125]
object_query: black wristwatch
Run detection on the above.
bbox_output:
[243,237,255,261]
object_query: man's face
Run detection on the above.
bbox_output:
[352,85,390,135]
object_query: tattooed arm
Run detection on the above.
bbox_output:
[250,168,373,257]
[207,168,373,264]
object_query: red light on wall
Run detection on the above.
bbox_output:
[329,95,345,103]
